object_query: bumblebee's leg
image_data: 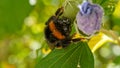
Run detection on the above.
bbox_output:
[55,42,63,49]
[54,38,71,48]
[46,7,64,25]
[55,7,64,17]
[60,38,71,47]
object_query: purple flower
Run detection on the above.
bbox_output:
[76,1,103,36]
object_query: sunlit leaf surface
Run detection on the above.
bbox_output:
[36,42,94,68]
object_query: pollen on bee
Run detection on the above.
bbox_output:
[72,33,87,42]
[42,48,51,54]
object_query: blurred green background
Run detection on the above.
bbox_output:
[0,0,120,68]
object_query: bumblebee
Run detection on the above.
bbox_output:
[44,7,85,49]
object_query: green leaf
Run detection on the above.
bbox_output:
[0,0,33,38]
[93,0,118,15]
[113,56,120,65]
[35,42,94,68]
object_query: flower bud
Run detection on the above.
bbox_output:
[76,1,103,36]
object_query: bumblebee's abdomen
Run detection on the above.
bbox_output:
[49,21,65,40]
[44,25,58,43]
